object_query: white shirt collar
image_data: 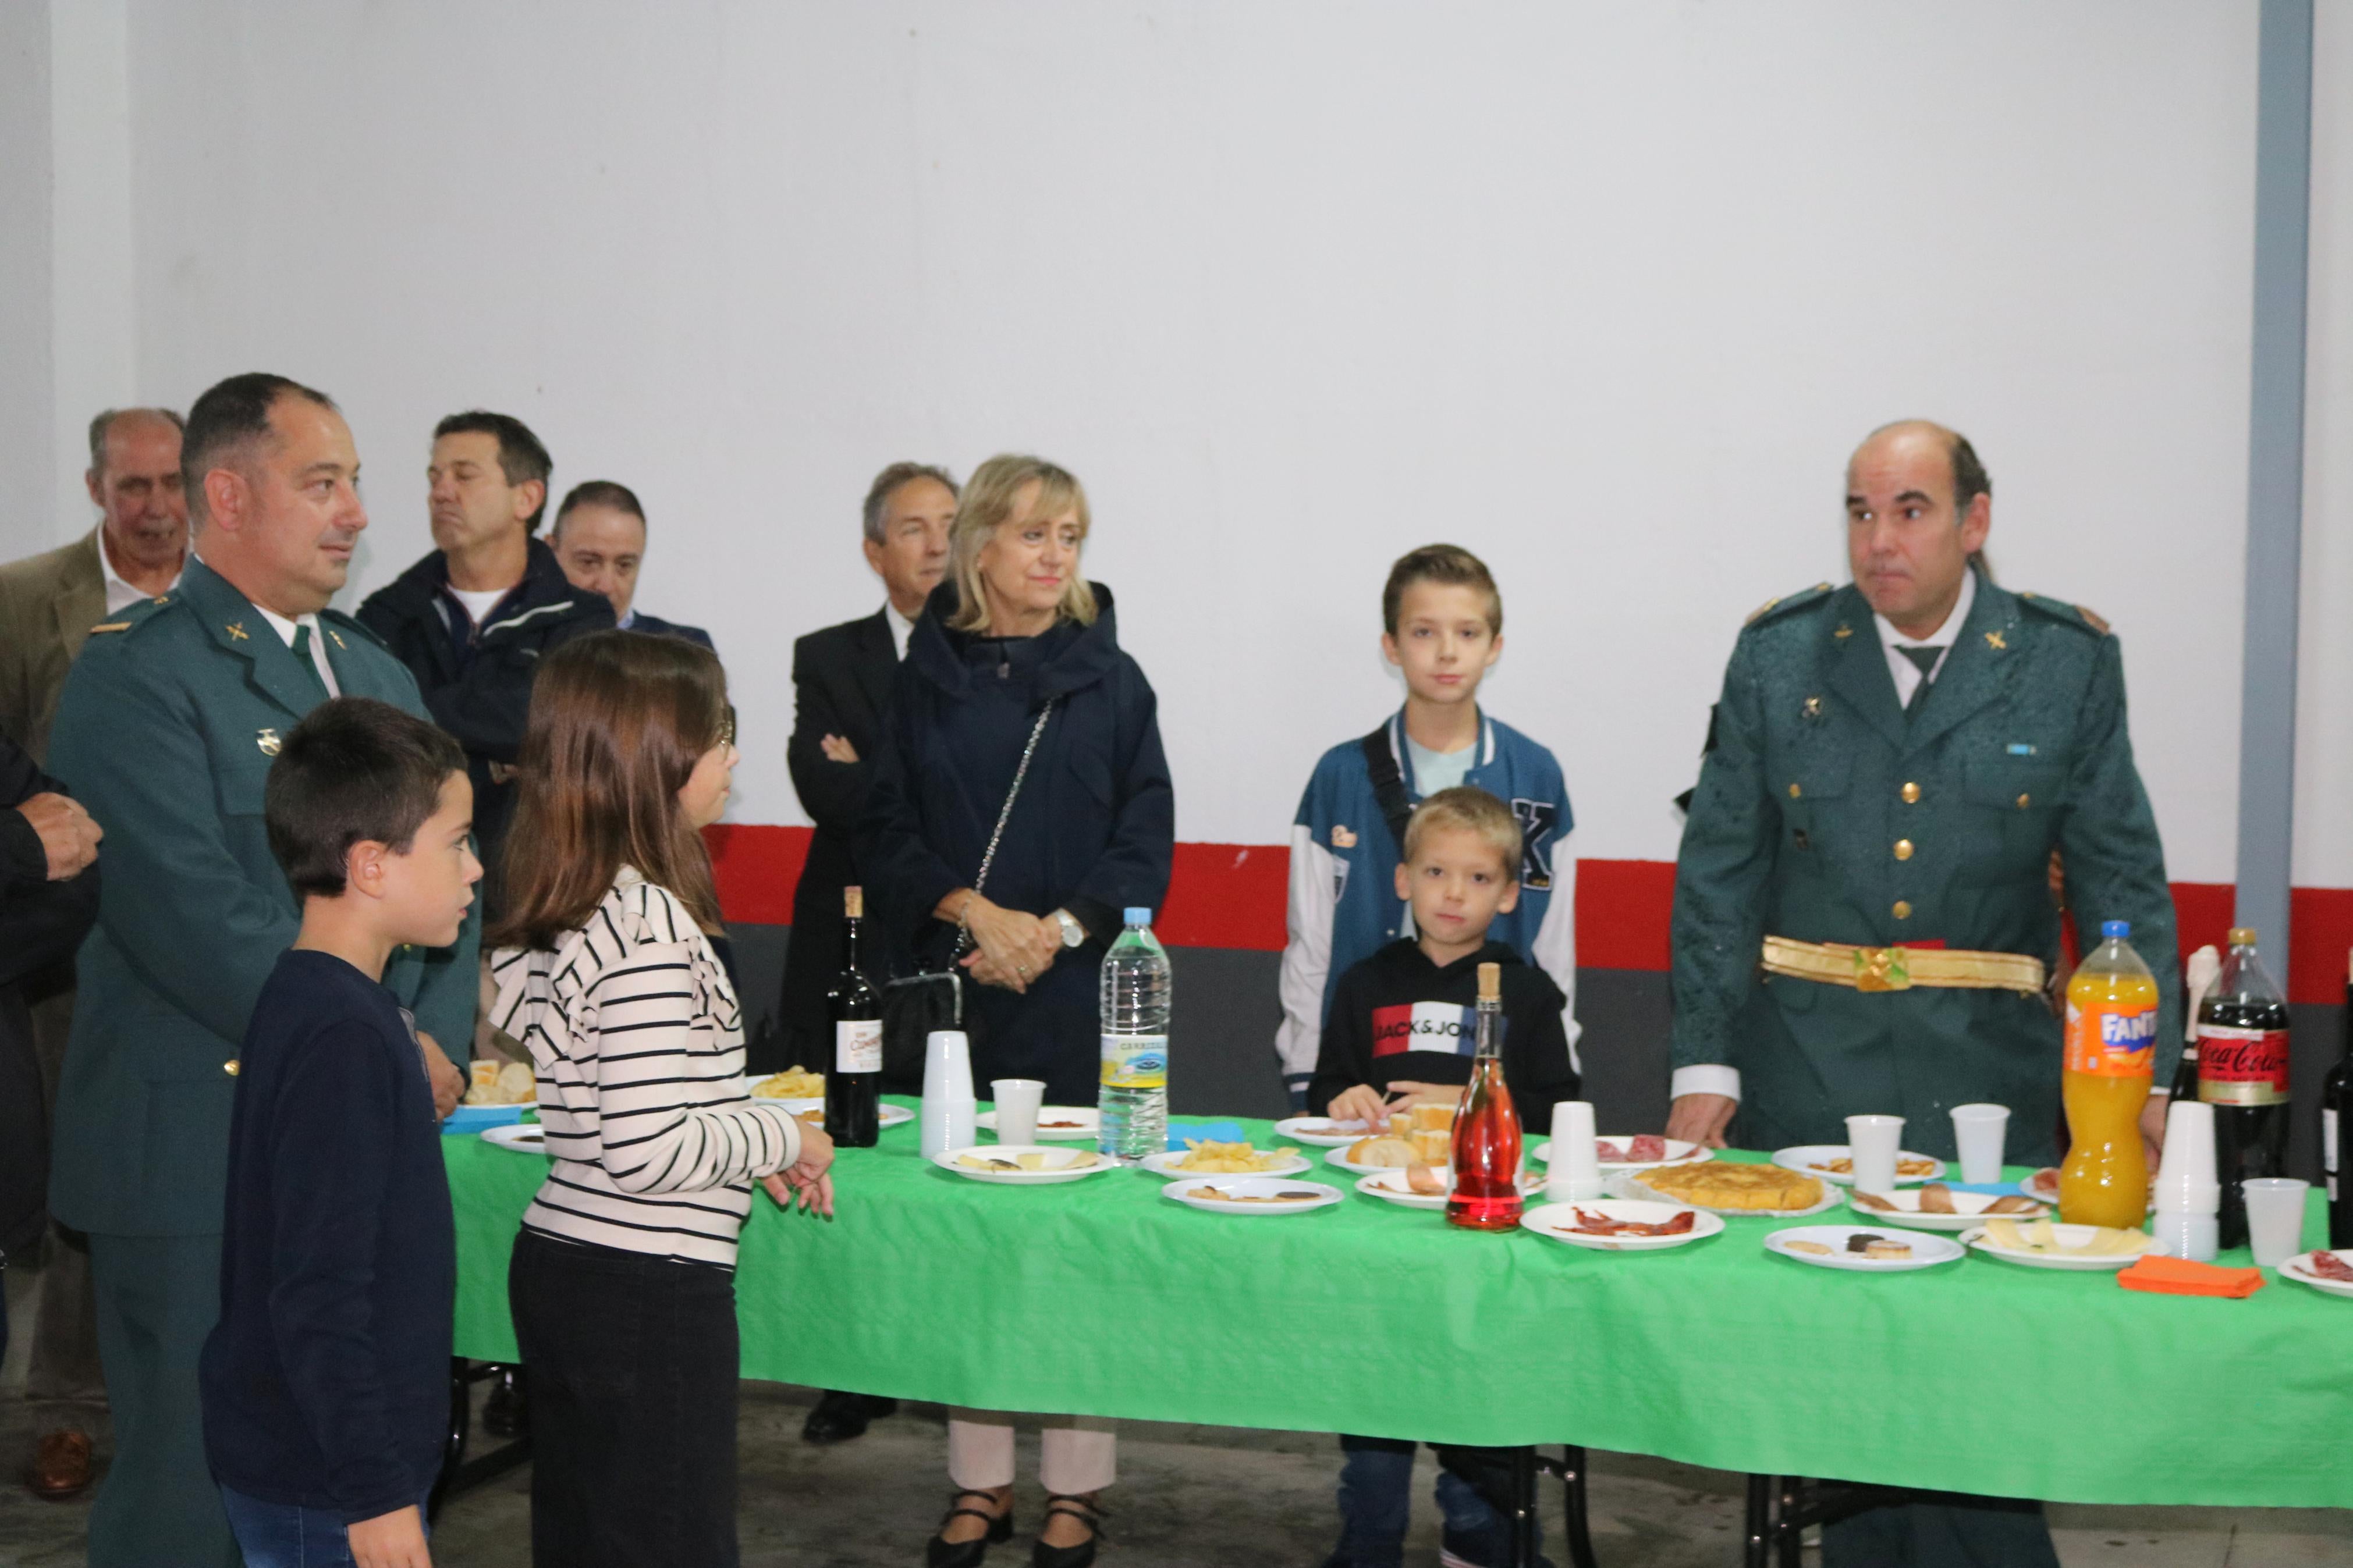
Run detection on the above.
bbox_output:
[1872,567,1976,702]
[96,527,184,614]
[884,600,915,661]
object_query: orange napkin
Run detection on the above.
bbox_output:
[2117,1255,2265,1298]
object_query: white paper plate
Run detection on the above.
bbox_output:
[1324,1144,1450,1177]
[1140,1147,1311,1180]
[1533,1137,1712,1172]
[1522,1199,1723,1251]
[1960,1222,2154,1271]
[1161,1176,1343,1215]
[2280,1251,2353,1298]
[1772,1144,1946,1186]
[2022,1167,2060,1203]
[1273,1115,1374,1147]
[1766,1224,1965,1272]
[931,1144,1118,1185]
[1612,1168,1843,1218]
[480,1123,549,1154]
[776,1101,913,1131]
[977,1106,1099,1140]
[1354,1169,1538,1211]
[1845,1186,2050,1232]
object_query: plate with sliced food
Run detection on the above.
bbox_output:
[977,1107,1099,1140]
[1961,1217,2154,1271]
[1847,1182,2048,1231]
[1766,1225,1965,1272]
[1772,1145,1945,1186]
[1354,1167,1537,1211]
[1141,1142,1310,1179]
[932,1144,1118,1185]
[748,1066,828,1101]
[1522,1199,1723,1251]
[1532,1135,1712,1171]
[480,1123,549,1155]
[1162,1176,1343,1215]
[1273,1115,1374,1147]
[1617,1162,1839,1217]
[2279,1250,2353,1298]
[1325,1132,1458,1175]
[783,1102,913,1130]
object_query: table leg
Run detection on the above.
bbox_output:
[1541,1446,1599,1568]
[1744,1473,1774,1568]
[1776,1475,1804,1568]
[431,1357,534,1519]
[1509,1445,1541,1567]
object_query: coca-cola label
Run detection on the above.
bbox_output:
[2193,1024,2288,1105]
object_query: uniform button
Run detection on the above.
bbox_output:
[1901,781,1922,803]
[223,1059,240,1077]
[2016,793,2031,809]
[1894,839,1914,861]
[1788,783,1802,799]
[1892,900,1913,920]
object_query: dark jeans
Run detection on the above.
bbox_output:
[509,1229,743,1568]
[1326,1435,1541,1568]
[220,1483,432,1567]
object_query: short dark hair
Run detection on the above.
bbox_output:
[266,697,467,899]
[433,410,553,531]
[87,407,185,474]
[1947,431,1991,515]
[1382,543,1503,636]
[182,374,338,525]
[553,479,645,538]
[862,461,959,546]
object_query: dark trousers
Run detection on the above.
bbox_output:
[509,1229,743,1568]
[1822,1495,2061,1568]
[1326,1434,1533,1568]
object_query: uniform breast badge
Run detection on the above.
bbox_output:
[225,621,249,641]
[1331,825,1358,849]
[1802,696,1823,720]
[1833,623,1853,641]
[256,728,282,756]
[1984,630,2007,650]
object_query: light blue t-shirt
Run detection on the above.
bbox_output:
[1406,734,1477,796]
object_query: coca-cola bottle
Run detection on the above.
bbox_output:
[2325,950,2353,1248]
[2195,928,2291,1250]
[1447,962,1523,1232]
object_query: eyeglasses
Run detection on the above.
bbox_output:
[718,705,737,748]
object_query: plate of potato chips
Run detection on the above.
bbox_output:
[1140,1141,1310,1179]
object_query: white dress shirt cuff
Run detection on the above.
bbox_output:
[1671,1064,1742,1103]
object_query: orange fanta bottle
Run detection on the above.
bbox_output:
[2060,920,2159,1227]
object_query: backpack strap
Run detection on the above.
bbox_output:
[1360,723,1414,855]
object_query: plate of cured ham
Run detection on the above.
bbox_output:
[1532,1135,1711,1171]
[2279,1249,2353,1298]
[1520,1199,1723,1251]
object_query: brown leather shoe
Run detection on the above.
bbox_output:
[29,1428,93,1500]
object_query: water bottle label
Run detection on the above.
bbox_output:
[835,1019,882,1074]
[2063,1000,2156,1077]
[1100,1032,1168,1089]
[2192,1025,2288,1105]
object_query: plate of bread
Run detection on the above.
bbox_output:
[1353,1167,1538,1211]
[1616,1162,1839,1217]
[1140,1141,1311,1179]
[1847,1182,2047,1231]
[1326,1102,1462,1175]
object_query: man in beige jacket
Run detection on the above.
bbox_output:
[0,406,184,1501]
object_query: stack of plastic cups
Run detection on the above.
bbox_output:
[1546,1101,1605,1203]
[2152,1099,2220,1261]
[920,1030,977,1158]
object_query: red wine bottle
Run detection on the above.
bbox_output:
[2326,950,2353,1249]
[2196,928,2290,1250]
[1447,962,1523,1232]
[824,886,882,1147]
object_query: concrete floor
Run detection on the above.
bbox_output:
[3,1381,2351,1567]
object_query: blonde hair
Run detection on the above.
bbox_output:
[1402,785,1522,876]
[946,454,1098,634]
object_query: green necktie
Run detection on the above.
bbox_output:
[1899,645,1942,714]
[290,622,331,705]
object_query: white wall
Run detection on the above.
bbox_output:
[2297,1,2353,887]
[22,1,2324,879]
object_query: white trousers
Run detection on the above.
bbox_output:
[946,1410,1117,1495]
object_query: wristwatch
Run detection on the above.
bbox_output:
[1051,909,1087,949]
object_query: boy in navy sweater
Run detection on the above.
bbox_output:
[201,699,480,1568]
[1310,787,1573,1568]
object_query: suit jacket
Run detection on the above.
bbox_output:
[0,529,107,765]
[1670,573,2179,1165]
[45,557,480,1237]
[623,609,715,650]
[773,607,896,1069]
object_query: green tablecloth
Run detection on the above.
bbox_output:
[448,1102,2353,1508]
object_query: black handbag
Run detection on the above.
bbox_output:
[878,701,1056,1089]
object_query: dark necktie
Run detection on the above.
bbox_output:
[290,622,331,705]
[1899,645,1942,714]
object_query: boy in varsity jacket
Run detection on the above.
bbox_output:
[1275,545,1577,1108]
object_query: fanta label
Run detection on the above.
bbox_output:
[1100,1032,1168,1090]
[2064,1000,2157,1077]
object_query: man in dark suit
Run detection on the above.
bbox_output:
[549,479,715,650]
[779,460,954,1447]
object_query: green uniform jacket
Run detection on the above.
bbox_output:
[1670,573,2180,1165]
[44,558,480,1238]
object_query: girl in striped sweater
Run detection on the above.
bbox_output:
[489,630,835,1568]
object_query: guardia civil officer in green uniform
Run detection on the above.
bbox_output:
[45,373,480,1568]
[1668,420,2179,1568]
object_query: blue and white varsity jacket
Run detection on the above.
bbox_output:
[1276,709,1578,1096]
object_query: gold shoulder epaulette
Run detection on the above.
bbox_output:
[1745,581,1833,628]
[1744,596,1780,625]
[88,621,132,634]
[2078,605,2110,636]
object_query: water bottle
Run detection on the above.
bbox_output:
[1098,907,1171,1162]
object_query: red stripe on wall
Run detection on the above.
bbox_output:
[701,825,2353,1005]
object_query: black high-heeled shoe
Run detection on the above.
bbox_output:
[928,1490,1015,1568]
[1031,1494,1105,1568]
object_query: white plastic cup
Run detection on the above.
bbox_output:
[2242,1176,2312,1269]
[2151,1210,2220,1263]
[1949,1104,2010,1185]
[1546,1100,1605,1201]
[2156,1101,2221,1215]
[991,1078,1045,1146]
[920,1030,977,1159]
[1846,1114,1904,1196]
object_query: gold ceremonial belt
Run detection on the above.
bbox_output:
[1761,936,2047,996]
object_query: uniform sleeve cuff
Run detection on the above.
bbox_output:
[1671,1064,1742,1103]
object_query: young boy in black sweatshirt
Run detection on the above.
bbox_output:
[1308,785,1577,1568]
[200,698,480,1568]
